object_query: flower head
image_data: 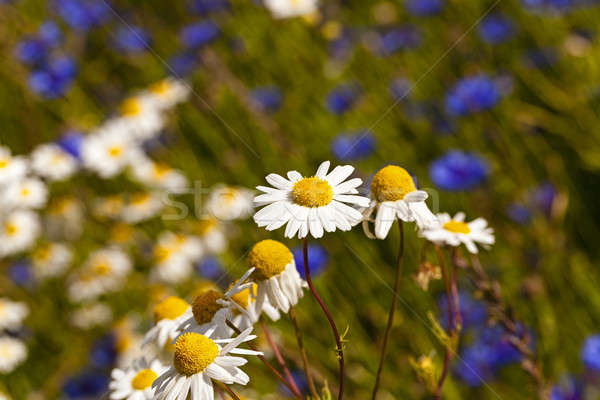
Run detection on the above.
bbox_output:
[429,150,489,191]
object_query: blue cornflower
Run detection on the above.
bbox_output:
[581,334,600,371]
[29,56,77,98]
[15,38,48,65]
[478,13,515,44]
[292,244,329,279]
[58,131,85,159]
[38,20,63,47]
[438,291,487,331]
[523,47,558,69]
[531,182,556,217]
[280,369,308,396]
[507,203,532,225]
[250,86,283,113]
[89,334,117,369]
[196,256,223,280]
[55,0,110,31]
[114,26,151,53]
[445,75,500,116]
[189,0,230,14]
[429,150,489,191]
[63,371,109,399]
[405,0,443,16]
[326,83,361,115]
[550,375,583,400]
[9,261,32,287]
[180,21,219,49]
[379,26,421,55]
[522,0,574,12]
[329,33,354,59]
[331,131,376,161]
[168,52,198,76]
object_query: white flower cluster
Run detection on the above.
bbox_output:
[0,299,28,374]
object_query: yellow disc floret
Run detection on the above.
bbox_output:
[153,296,189,323]
[443,220,471,234]
[371,165,416,202]
[248,240,293,281]
[131,369,158,390]
[229,282,257,310]
[192,290,224,325]
[120,98,141,116]
[173,333,219,376]
[291,177,333,208]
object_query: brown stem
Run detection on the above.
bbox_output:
[434,245,455,399]
[450,248,462,331]
[371,221,404,400]
[225,320,303,399]
[289,306,317,398]
[213,381,241,400]
[260,317,303,398]
[303,237,345,400]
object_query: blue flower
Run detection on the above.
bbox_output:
[530,182,556,217]
[55,0,111,31]
[581,334,600,372]
[250,86,283,113]
[550,375,583,400]
[9,261,32,287]
[15,38,48,65]
[379,26,421,55]
[326,83,361,115]
[445,75,500,116]
[29,56,77,98]
[114,26,151,53]
[38,20,63,47]
[58,131,85,159]
[438,291,487,331]
[405,0,443,16]
[280,369,308,396]
[331,131,376,161]
[478,13,514,44]
[522,0,575,13]
[292,244,329,279]
[63,371,109,400]
[429,150,489,191]
[180,21,219,49]
[189,0,230,14]
[89,334,117,369]
[196,256,223,280]
[168,52,198,76]
[523,47,558,69]
[506,203,531,225]
[329,33,354,59]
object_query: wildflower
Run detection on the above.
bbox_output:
[31,143,77,181]
[326,83,361,115]
[438,291,487,331]
[152,232,203,284]
[82,130,135,178]
[143,296,191,348]
[420,212,495,254]
[254,161,369,239]
[445,75,500,116]
[189,0,231,15]
[0,299,28,331]
[28,56,77,98]
[115,96,165,140]
[55,0,111,31]
[120,192,164,223]
[206,185,254,221]
[130,156,188,191]
[363,165,437,239]
[581,334,600,372]
[180,22,220,49]
[0,210,40,256]
[378,26,421,55]
[110,358,167,400]
[549,375,582,400]
[2,177,47,210]
[0,337,27,373]
[292,243,329,278]
[506,203,532,225]
[263,0,318,19]
[478,13,515,44]
[429,150,489,191]
[0,146,28,186]
[153,328,261,400]
[178,289,233,339]
[31,242,72,279]
[194,218,228,254]
[250,86,283,113]
[145,78,190,110]
[57,131,85,159]
[63,371,109,399]
[405,0,443,16]
[70,302,113,329]
[114,26,151,53]
[330,131,376,161]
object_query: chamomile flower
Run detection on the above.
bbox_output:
[117,96,164,140]
[0,337,27,373]
[82,130,135,178]
[144,296,191,348]
[121,192,164,223]
[129,156,188,192]
[152,327,262,400]
[30,143,77,181]
[177,290,232,339]
[0,299,28,331]
[206,185,254,221]
[195,219,227,255]
[0,147,27,186]
[264,0,319,19]
[151,233,203,284]
[420,212,495,254]
[70,302,113,329]
[31,242,72,279]
[0,210,40,256]
[146,78,190,110]
[110,358,167,400]
[254,161,370,239]
[363,165,438,240]
[246,240,306,314]
[2,177,48,210]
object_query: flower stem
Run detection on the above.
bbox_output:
[450,248,462,331]
[213,381,241,400]
[371,221,404,400]
[289,306,318,398]
[260,317,303,398]
[302,237,345,400]
[434,245,455,399]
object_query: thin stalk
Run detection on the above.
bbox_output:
[289,306,318,398]
[225,320,303,400]
[434,245,455,400]
[371,221,404,400]
[213,381,241,400]
[450,248,462,331]
[260,317,303,398]
[302,237,345,400]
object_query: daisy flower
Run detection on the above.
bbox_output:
[0,210,40,256]
[254,160,370,239]
[195,218,227,255]
[0,337,27,373]
[129,156,188,192]
[110,358,167,400]
[0,299,28,331]
[30,143,77,181]
[177,289,233,340]
[146,78,190,110]
[363,165,438,240]
[0,147,27,186]
[206,185,254,221]
[144,296,191,348]
[31,242,72,279]
[121,192,164,223]
[420,212,495,254]
[247,240,306,314]
[151,233,203,284]
[70,302,113,330]
[117,96,164,140]
[153,327,261,400]
[1,177,48,210]
[264,0,319,19]
[82,130,136,178]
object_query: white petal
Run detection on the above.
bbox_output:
[375,203,396,239]
[404,190,428,202]
[265,173,293,190]
[332,177,362,194]
[325,165,354,186]
[287,171,303,182]
[317,205,336,232]
[315,161,330,178]
[308,208,324,238]
[206,363,235,384]
[332,194,370,208]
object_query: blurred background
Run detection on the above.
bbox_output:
[1,0,600,399]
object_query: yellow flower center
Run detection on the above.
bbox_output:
[229,283,257,310]
[92,262,112,276]
[153,163,171,178]
[248,240,293,281]
[150,80,170,95]
[120,98,141,116]
[21,187,30,197]
[153,296,189,323]
[443,220,471,234]
[371,165,416,202]
[174,333,219,376]
[192,290,224,325]
[131,192,150,205]
[291,177,333,208]
[131,369,157,390]
[0,159,8,169]
[4,223,17,236]
[33,245,51,262]
[108,146,122,158]
[196,218,217,236]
